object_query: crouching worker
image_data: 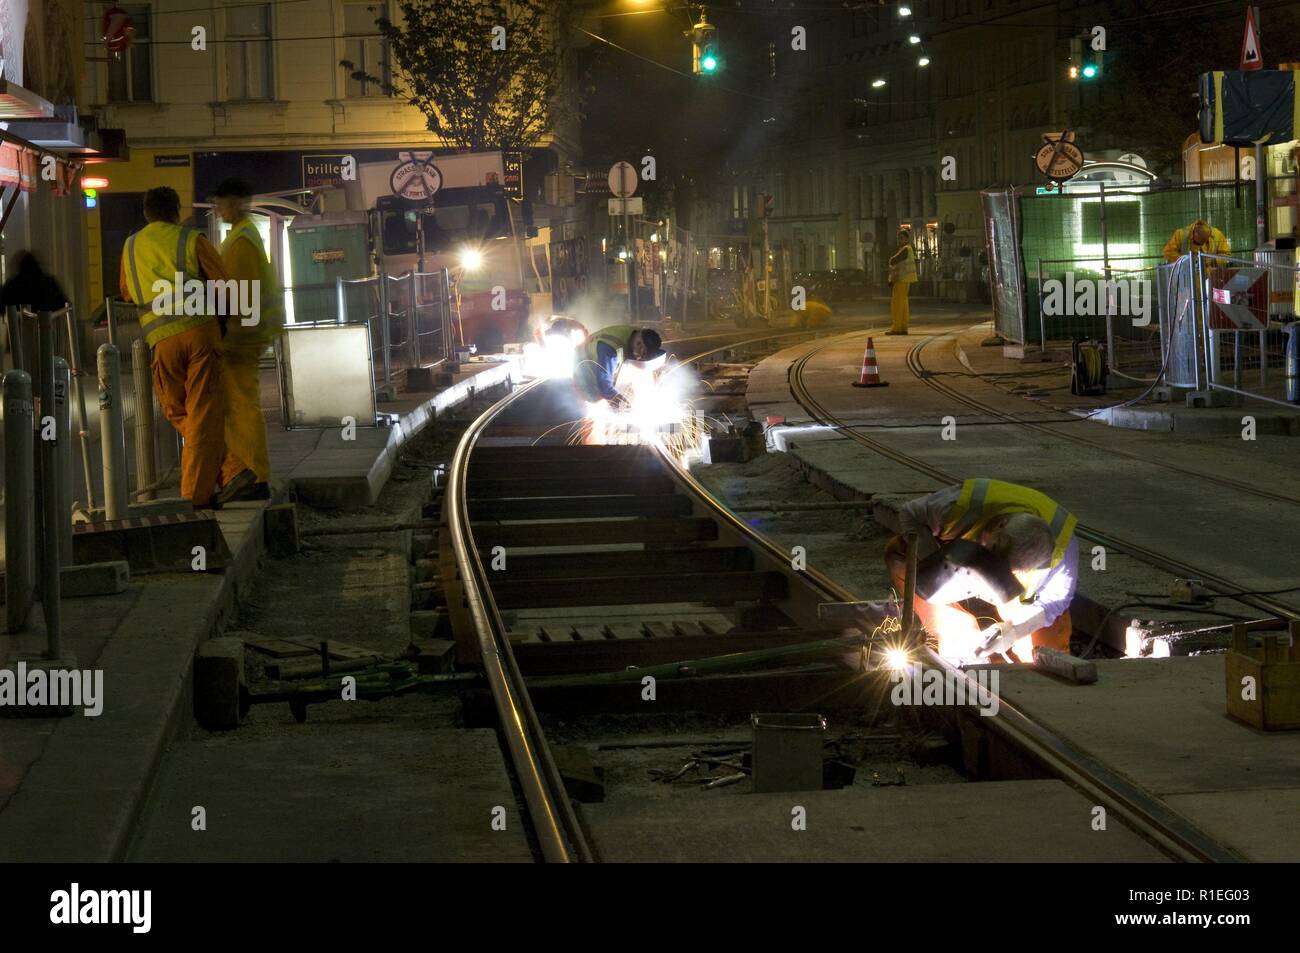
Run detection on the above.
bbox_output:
[884,478,1078,663]
[572,325,664,442]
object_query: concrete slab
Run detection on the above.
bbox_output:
[129,725,531,862]
[580,779,1170,862]
[998,656,1300,861]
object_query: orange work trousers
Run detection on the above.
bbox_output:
[219,344,271,485]
[884,535,1071,658]
[152,322,225,506]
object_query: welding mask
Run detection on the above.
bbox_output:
[915,538,1025,606]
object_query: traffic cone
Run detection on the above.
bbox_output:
[852,338,889,388]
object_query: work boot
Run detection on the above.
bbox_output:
[228,481,271,503]
[216,468,257,504]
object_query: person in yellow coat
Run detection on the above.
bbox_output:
[212,179,284,502]
[120,187,230,510]
[886,229,917,335]
[1162,219,1230,264]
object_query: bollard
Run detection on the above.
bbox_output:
[4,369,35,633]
[54,358,74,562]
[131,338,156,500]
[63,309,96,510]
[98,343,130,520]
[37,312,62,657]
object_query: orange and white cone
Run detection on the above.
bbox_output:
[852,338,889,388]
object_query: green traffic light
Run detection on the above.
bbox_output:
[1082,63,1098,79]
[701,51,718,72]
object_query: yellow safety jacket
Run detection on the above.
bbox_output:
[890,245,917,283]
[123,221,213,347]
[574,323,636,401]
[221,216,285,347]
[941,478,1077,601]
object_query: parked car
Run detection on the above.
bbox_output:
[792,270,835,299]
[829,268,870,301]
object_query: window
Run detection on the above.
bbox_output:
[344,3,389,97]
[226,2,273,100]
[108,5,152,102]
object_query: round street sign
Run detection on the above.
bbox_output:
[608,161,637,198]
[1035,136,1085,182]
[391,157,442,201]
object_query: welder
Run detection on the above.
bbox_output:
[573,325,664,408]
[884,479,1078,662]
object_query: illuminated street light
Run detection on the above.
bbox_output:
[918,55,930,67]
[459,247,484,271]
[908,34,921,44]
[899,4,912,16]
[872,77,886,88]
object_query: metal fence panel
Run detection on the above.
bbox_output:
[981,189,1025,344]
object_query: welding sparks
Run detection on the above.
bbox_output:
[522,332,582,379]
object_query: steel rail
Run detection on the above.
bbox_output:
[781,335,1242,862]
[442,325,850,862]
[444,375,592,863]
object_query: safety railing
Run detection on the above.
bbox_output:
[334,268,459,398]
[1191,251,1299,410]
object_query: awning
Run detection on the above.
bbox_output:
[0,77,56,121]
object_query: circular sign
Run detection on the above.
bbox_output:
[390,158,442,201]
[608,161,637,198]
[1035,138,1085,182]
[101,6,134,54]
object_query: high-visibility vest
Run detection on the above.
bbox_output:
[221,216,285,347]
[122,221,213,347]
[941,478,1077,601]
[893,245,917,283]
[575,324,635,401]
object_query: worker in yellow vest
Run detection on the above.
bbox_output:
[1162,219,1230,264]
[211,179,284,502]
[119,187,230,510]
[573,325,663,405]
[884,479,1079,663]
[886,229,917,335]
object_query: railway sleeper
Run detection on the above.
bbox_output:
[489,569,789,610]
[469,494,693,521]
[473,517,718,549]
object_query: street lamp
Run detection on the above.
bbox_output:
[872,77,887,88]
[918,55,931,67]
[899,4,912,16]
[908,34,921,44]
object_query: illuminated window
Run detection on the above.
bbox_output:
[226,2,273,101]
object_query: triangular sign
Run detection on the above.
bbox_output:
[1241,6,1262,71]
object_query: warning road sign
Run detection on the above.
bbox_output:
[1240,6,1262,71]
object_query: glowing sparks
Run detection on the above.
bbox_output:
[522,333,581,379]
[883,646,911,672]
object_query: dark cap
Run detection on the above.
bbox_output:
[211,178,253,199]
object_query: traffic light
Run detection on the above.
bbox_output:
[1068,35,1102,80]
[690,14,719,75]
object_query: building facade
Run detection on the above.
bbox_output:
[78,0,578,306]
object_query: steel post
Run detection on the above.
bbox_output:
[132,338,156,501]
[53,358,74,562]
[64,309,96,510]
[106,297,119,347]
[37,313,62,658]
[335,275,346,325]
[4,369,35,633]
[409,271,420,366]
[378,274,393,390]
[98,343,130,520]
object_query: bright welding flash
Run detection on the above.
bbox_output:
[883,647,911,672]
[459,247,484,271]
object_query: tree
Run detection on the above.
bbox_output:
[341,0,574,152]
[1073,2,1300,176]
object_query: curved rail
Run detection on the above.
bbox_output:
[778,335,1242,862]
[444,375,592,863]
[440,325,848,862]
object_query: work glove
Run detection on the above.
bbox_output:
[975,607,1047,659]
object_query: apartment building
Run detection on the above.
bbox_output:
[78,0,578,305]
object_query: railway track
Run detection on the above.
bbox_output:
[440,325,1247,864]
[777,329,1299,626]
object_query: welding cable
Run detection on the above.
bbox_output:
[1079,600,1255,660]
[1125,585,1300,600]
